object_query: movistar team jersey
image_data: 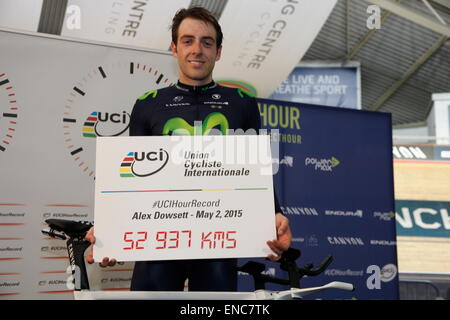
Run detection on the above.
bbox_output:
[130,81,260,136]
[130,80,282,213]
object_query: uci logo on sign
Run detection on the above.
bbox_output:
[120,149,169,177]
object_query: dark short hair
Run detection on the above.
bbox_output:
[171,7,223,48]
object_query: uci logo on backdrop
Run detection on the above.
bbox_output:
[82,111,130,137]
[120,149,169,177]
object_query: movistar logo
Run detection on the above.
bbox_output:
[82,111,130,138]
[305,156,340,172]
[138,89,157,100]
[120,149,169,177]
[162,112,229,136]
[331,157,340,167]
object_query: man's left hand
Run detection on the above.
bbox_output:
[266,213,292,261]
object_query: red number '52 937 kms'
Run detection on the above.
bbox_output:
[122,230,237,250]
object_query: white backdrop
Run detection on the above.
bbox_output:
[0,29,178,299]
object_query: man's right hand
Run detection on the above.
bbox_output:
[85,227,119,267]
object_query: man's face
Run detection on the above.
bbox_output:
[171,17,222,86]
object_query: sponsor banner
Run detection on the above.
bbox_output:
[269,63,361,109]
[396,200,450,238]
[215,0,337,98]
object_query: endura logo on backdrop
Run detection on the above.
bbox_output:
[370,240,397,246]
[325,209,363,218]
[305,156,340,172]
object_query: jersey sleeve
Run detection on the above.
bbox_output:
[129,90,158,136]
[129,99,146,136]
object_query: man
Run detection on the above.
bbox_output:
[86,7,292,291]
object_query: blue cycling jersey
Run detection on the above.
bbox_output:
[130,81,260,136]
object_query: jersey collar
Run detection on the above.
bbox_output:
[176,80,217,94]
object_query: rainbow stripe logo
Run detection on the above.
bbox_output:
[216,79,258,97]
[120,152,135,178]
[82,112,98,138]
[82,111,130,138]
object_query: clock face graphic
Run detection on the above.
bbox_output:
[62,61,175,178]
[0,73,19,153]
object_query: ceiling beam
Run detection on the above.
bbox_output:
[343,0,401,65]
[422,0,448,25]
[367,35,448,111]
[367,0,450,36]
[431,0,450,9]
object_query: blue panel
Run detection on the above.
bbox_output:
[237,99,399,300]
